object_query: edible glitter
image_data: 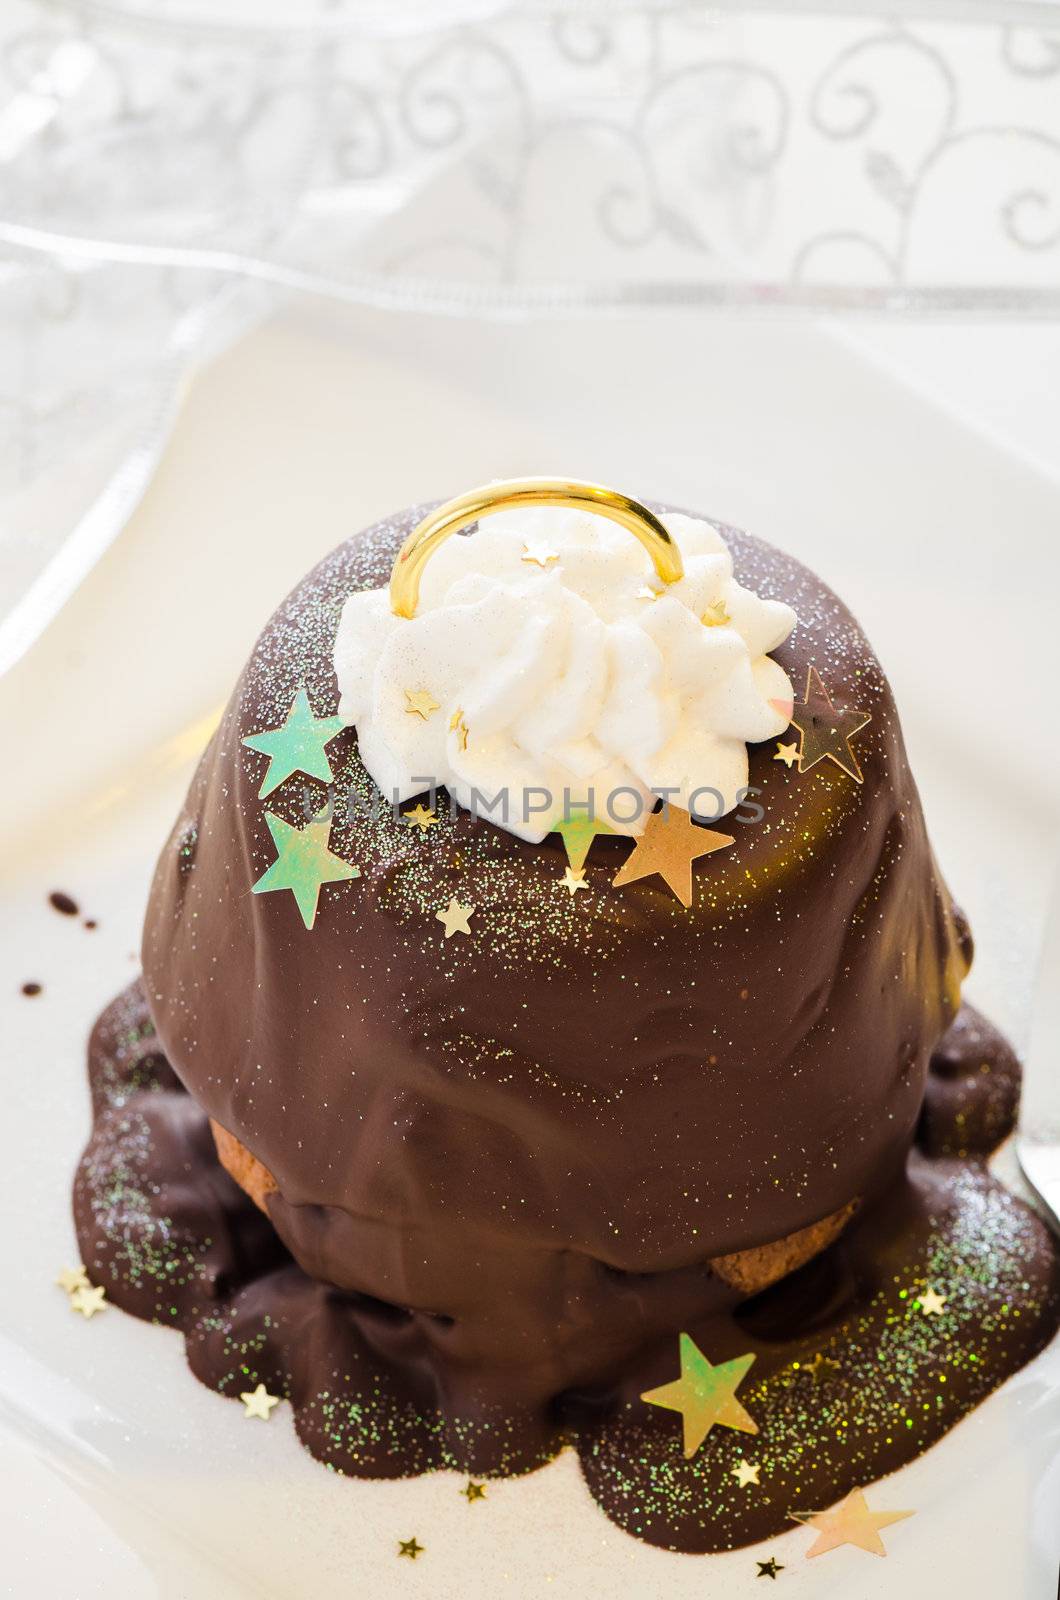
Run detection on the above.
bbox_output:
[74,982,1059,1555]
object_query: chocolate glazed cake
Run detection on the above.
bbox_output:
[75,484,1059,1554]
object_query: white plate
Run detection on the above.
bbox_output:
[2,306,1059,1599]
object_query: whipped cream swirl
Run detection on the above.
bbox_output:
[333,508,796,841]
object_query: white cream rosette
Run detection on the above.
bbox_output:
[333,509,796,842]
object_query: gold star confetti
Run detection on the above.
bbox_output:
[437,898,474,938]
[773,740,799,769]
[240,1383,281,1420]
[251,810,360,931]
[756,1557,784,1580]
[404,688,440,720]
[397,1537,424,1560]
[613,807,734,908]
[732,1460,761,1487]
[553,812,614,872]
[802,1351,841,1383]
[918,1287,947,1316]
[701,600,731,627]
[521,541,559,569]
[241,687,344,800]
[70,1284,107,1319]
[790,666,871,784]
[449,708,469,750]
[404,803,439,832]
[641,1333,758,1458]
[559,866,588,896]
[461,1481,486,1503]
[56,1264,89,1294]
[792,1487,913,1558]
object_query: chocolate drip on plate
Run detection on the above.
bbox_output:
[74,982,1058,1551]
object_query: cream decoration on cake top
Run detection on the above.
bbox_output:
[333,508,796,842]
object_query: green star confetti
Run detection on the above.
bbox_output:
[242,687,345,799]
[553,812,615,872]
[251,810,360,930]
[641,1334,758,1457]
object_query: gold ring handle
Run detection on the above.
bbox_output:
[388,477,684,619]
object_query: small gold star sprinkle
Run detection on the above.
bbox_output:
[461,1481,486,1503]
[398,1537,424,1560]
[756,1557,784,1580]
[437,898,474,938]
[918,1287,947,1316]
[613,806,734,909]
[554,813,614,872]
[732,1460,761,1487]
[404,688,439,720]
[521,542,559,569]
[241,687,344,799]
[790,666,871,784]
[701,600,731,627]
[802,1351,841,1383]
[449,708,470,750]
[559,866,588,896]
[773,741,799,769]
[792,1487,913,1558]
[56,1264,89,1294]
[641,1333,758,1458]
[70,1284,107,1319]
[404,803,439,832]
[240,1383,281,1420]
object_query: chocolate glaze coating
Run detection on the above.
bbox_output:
[919,1001,1022,1159]
[74,981,1059,1552]
[141,504,970,1413]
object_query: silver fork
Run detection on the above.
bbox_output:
[1017,871,1060,1234]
